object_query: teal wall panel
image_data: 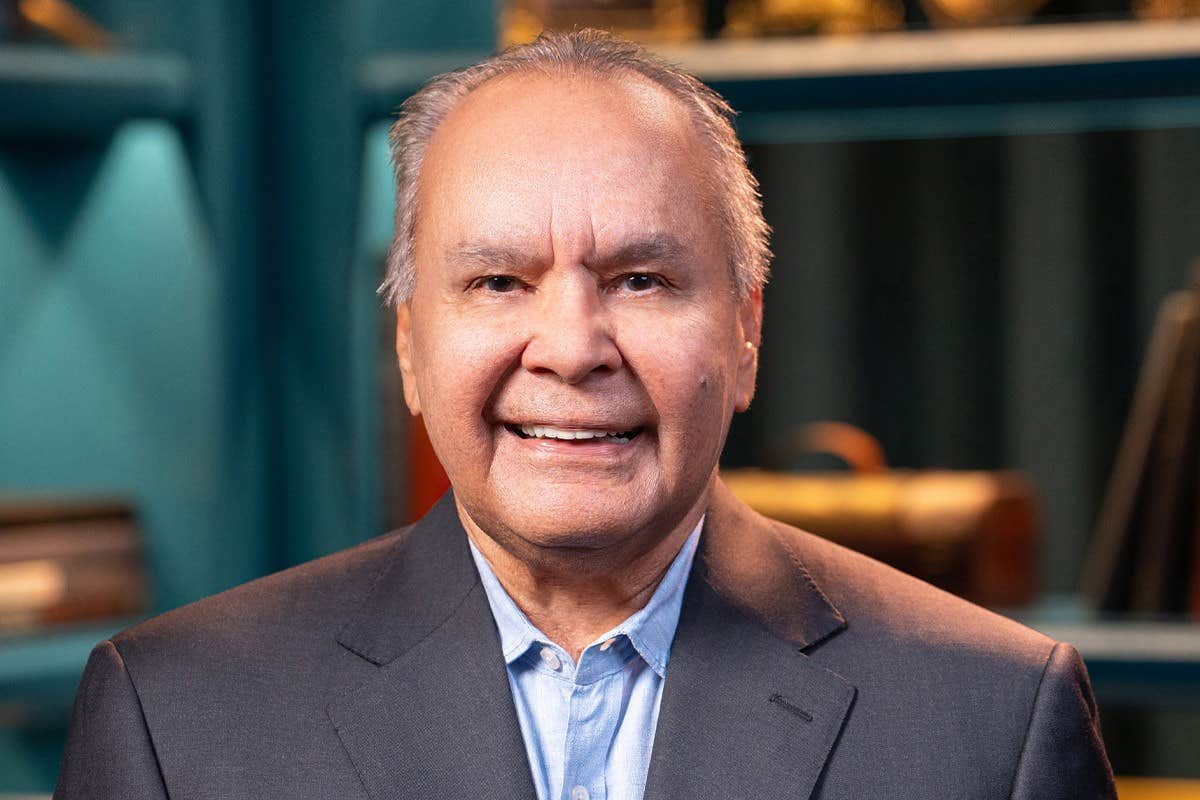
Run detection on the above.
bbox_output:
[265,0,496,567]
[0,122,244,609]
[349,121,399,538]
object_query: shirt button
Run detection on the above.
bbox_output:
[570,787,590,800]
[539,647,561,671]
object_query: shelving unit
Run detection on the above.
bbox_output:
[3,4,1200,791]
[0,7,264,791]
[0,46,192,136]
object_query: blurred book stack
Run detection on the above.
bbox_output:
[0,498,148,634]
[1083,265,1200,618]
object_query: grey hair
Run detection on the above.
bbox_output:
[378,28,771,306]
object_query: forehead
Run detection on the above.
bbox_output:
[415,70,716,254]
[442,68,698,147]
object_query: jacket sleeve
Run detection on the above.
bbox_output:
[1008,642,1116,800]
[54,640,169,800]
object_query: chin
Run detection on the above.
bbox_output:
[487,474,706,556]
[522,496,648,546]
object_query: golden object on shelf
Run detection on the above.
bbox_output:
[499,0,703,48]
[919,0,1049,27]
[790,420,888,472]
[18,0,112,50]
[1134,0,1200,19]
[723,0,904,37]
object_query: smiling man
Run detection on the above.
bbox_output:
[56,29,1114,800]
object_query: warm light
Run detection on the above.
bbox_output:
[0,559,67,612]
[18,0,113,51]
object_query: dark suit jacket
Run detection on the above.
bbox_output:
[55,481,1115,799]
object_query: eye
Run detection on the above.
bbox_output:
[479,275,520,293]
[620,273,660,292]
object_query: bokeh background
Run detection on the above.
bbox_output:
[2,0,1199,794]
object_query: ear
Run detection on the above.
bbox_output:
[395,304,422,416]
[734,287,763,413]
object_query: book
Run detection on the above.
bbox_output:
[1083,264,1200,614]
[0,498,148,634]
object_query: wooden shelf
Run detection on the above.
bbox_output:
[653,19,1200,82]
[0,46,192,138]
[358,20,1200,141]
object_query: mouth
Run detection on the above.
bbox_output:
[504,423,645,444]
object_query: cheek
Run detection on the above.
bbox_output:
[410,311,524,460]
[619,308,740,436]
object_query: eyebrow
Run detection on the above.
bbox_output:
[590,234,688,272]
[445,233,688,274]
[445,243,534,273]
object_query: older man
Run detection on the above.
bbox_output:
[56,29,1114,800]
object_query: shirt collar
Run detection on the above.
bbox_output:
[468,517,703,679]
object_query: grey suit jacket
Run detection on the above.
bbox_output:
[54,482,1115,799]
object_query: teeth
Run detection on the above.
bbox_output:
[517,424,631,441]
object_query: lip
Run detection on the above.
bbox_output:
[498,422,651,460]
[499,418,645,431]
[505,422,644,442]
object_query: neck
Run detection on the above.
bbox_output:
[459,498,706,663]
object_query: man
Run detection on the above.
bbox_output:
[56,29,1115,799]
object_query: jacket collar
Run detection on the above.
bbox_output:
[335,480,846,666]
[644,480,855,799]
[698,478,847,651]
[334,492,477,667]
[330,480,854,799]
[328,493,537,798]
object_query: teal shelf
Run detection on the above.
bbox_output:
[1007,596,1200,709]
[0,622,141,724]
[357,49,488,120]
[1035,621,1200,708]
[0,46,192,137]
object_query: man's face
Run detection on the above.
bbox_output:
[397,71,761,562]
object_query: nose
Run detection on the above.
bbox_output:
[521,270,622,384]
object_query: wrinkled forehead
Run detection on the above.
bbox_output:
[421,69,717,205]
[413,69,722,260]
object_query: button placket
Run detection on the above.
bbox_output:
[558,649,623,800]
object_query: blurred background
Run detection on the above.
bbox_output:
[1,0,1199,795]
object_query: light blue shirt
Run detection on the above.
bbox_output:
[467,521,702,800]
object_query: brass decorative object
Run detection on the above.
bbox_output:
[725,423,1038,608]
[499,0,704,47]
[17,0,112,50]
[919,0,1049,27]
[722,0,904,37]
[1135,0,1200,19]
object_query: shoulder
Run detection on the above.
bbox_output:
[706,478,1055,674]
[770,515,1056,673]
[110,525,413,668]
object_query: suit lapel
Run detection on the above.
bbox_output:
[327,494,536,799]
[644,480,857,800]
[327,482,856,799]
